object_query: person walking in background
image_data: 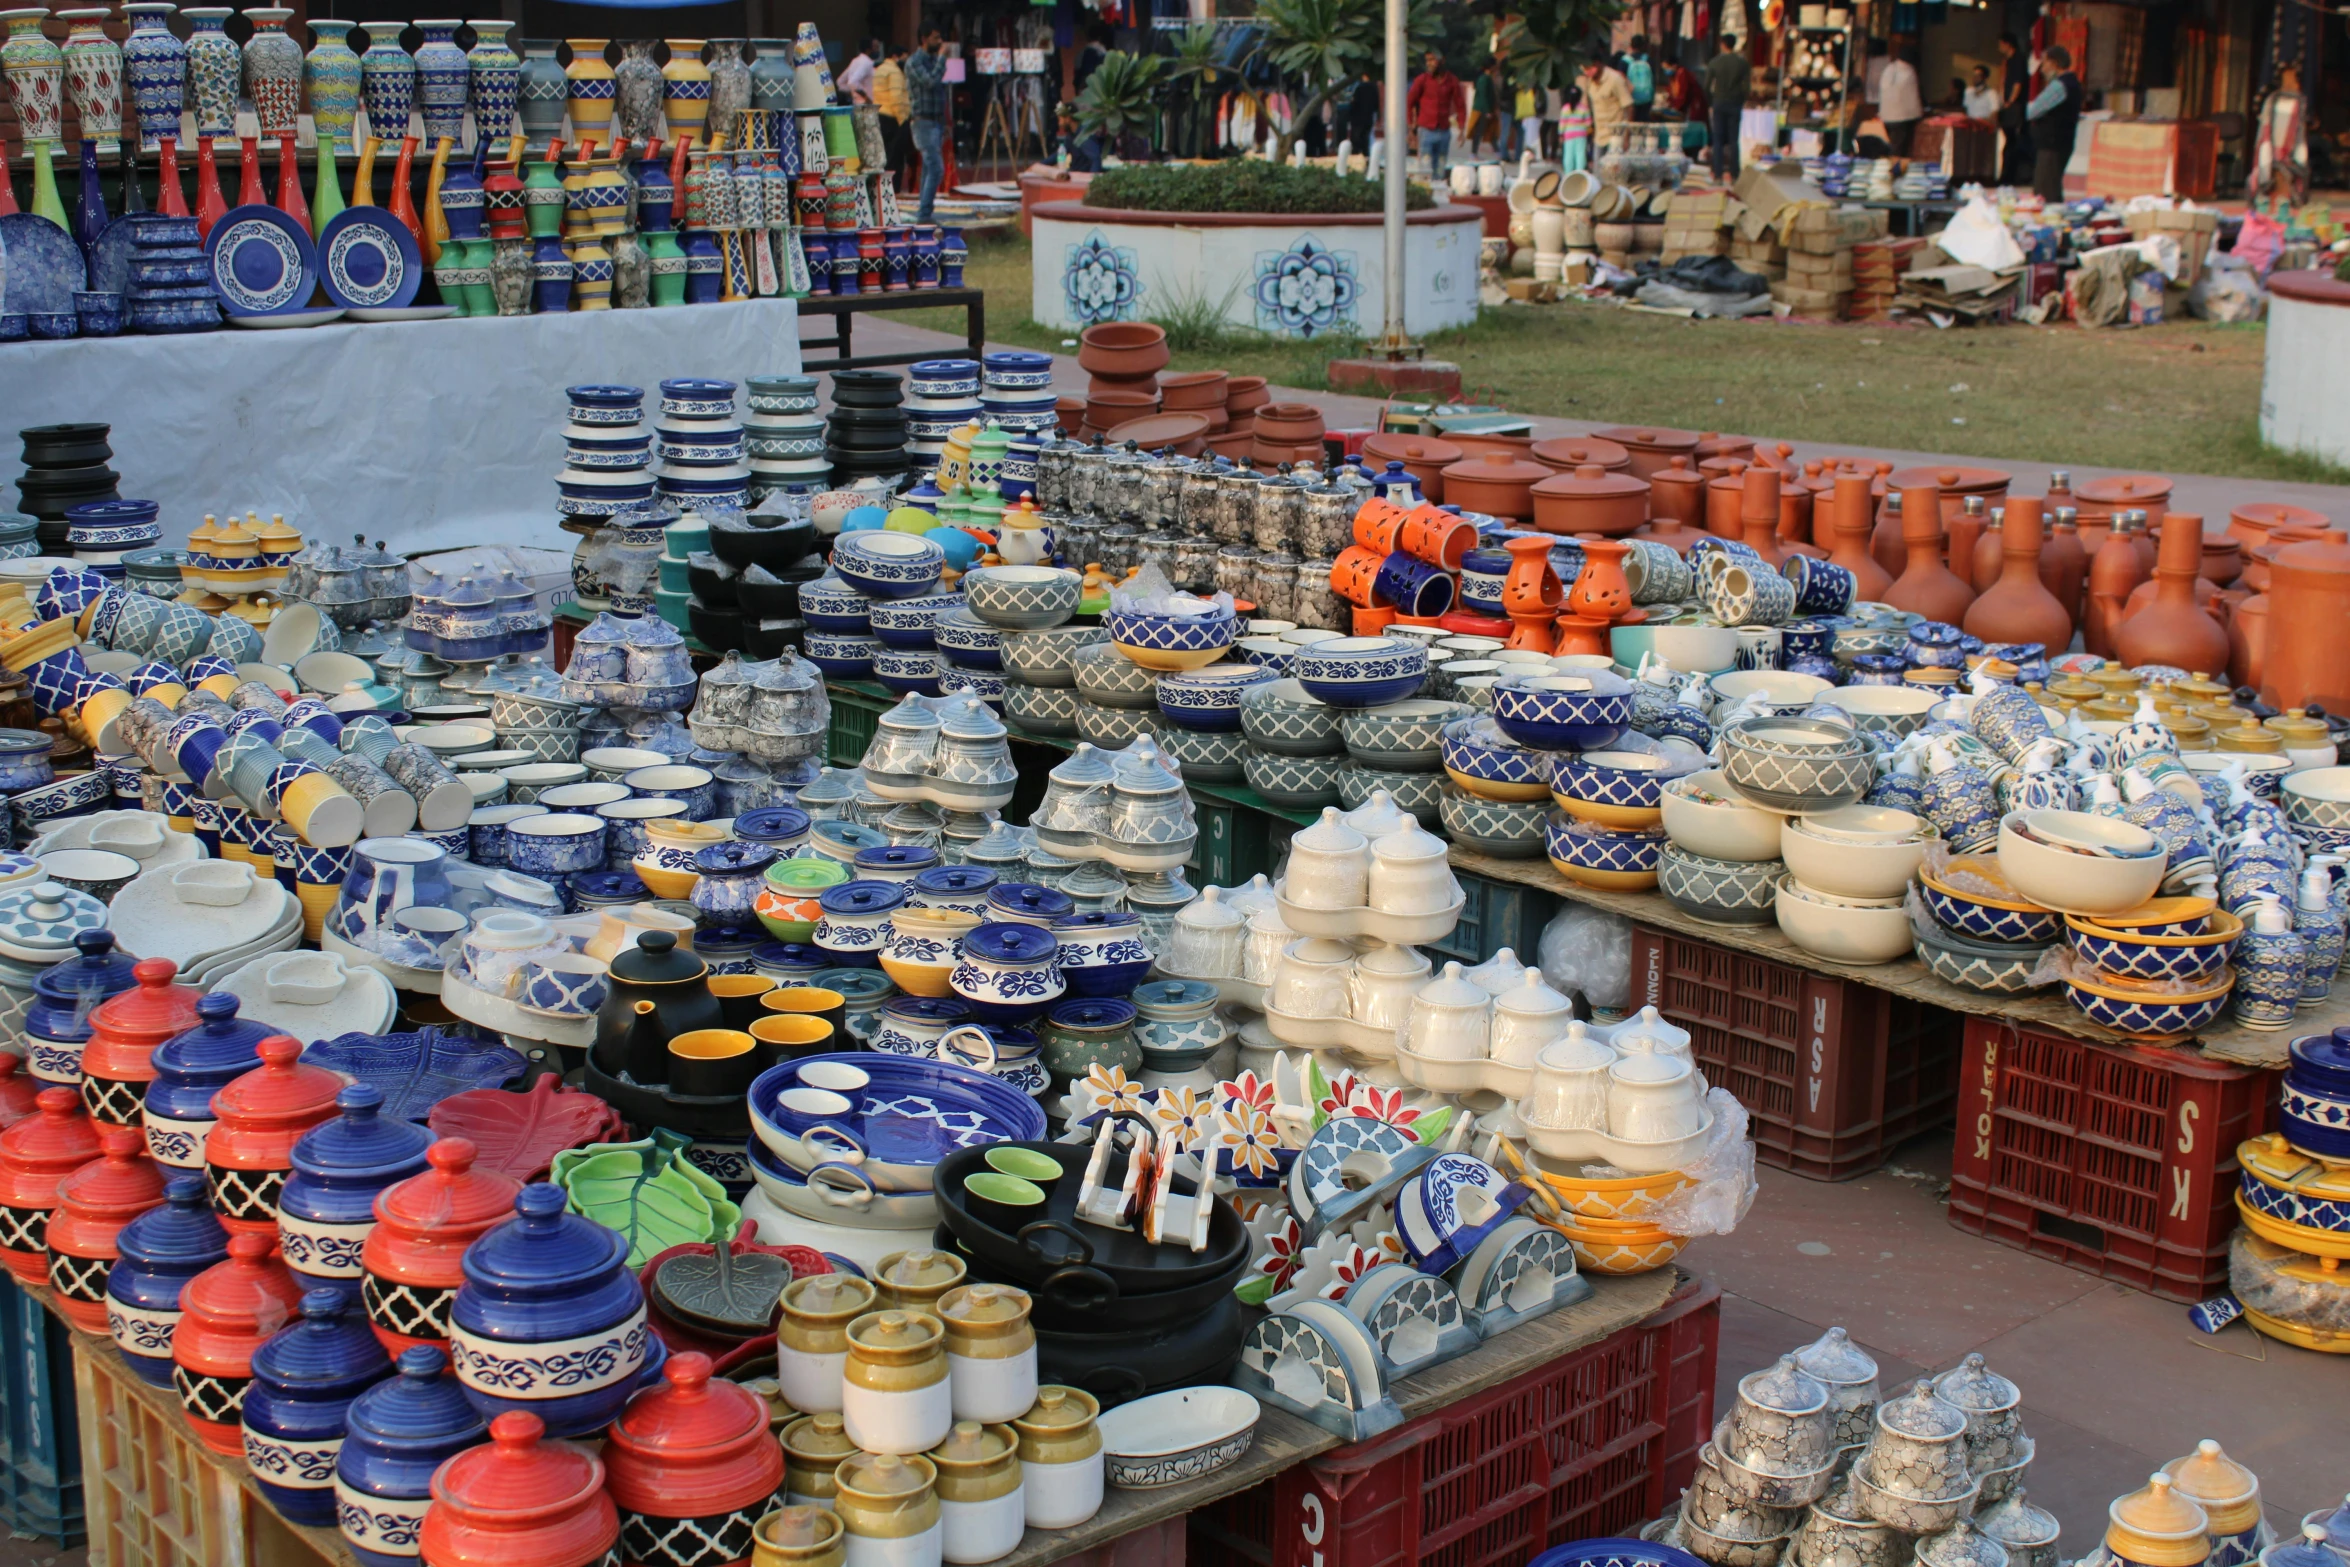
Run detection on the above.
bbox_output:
[1702,38,1749,180]
[837,38,879,103]
[905,28,949,223]
[1580,55,1632,150]
[2025,43,2082,203]
[1468,57,1509,158]
[871,42,911,177]
[1557,81,1593,171]
[1074,26,1109,93]
[1624,35,1655,120]
[1516,78,1543,161]
[1876,37,1922,155]
[1344,66,1380,154]
[1407,50,1465,173]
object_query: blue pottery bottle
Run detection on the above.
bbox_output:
[940,225,967,287]
[2231,903,2307,1031]
[242,1287,395,1526]
[445,1183,656,1437]
[912,223,940,288]
[24,929,139,1087]
[280,1086,434,1291]
[685,229,723,302]
[829,230,860,296]
[336,1345,487,1567]
[105,1174,230,1387]
[530,233,574,312]
[143,992,271,1172]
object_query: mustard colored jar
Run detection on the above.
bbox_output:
[872,1249,964,1315]
[2160,1441,2263,1567]
[933,1284,1034,1426]
[927,1421,1022,1567]
[842,1310,951,1458]
[2107,1473,2213,1567]
[777,1272,877,1415]
[755,1507,846,1567]
[832,1452,940,1567]
[783,1410,859,1509]
[1010,1387,1102,1531]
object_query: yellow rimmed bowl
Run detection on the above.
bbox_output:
[2063,905,2242,986]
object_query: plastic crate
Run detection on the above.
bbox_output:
[1191,796,1283,889]
[73,1331,249,1567]
[1188,1278,1720,1567]
[1947,1016,2277,1302]
[1422,870,1562,971]
[826,686,890,767]
[0,1281,81,1545]
[1627,926,1963,1181]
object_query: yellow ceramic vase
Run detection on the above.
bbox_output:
[661,39,711,145]
[564,38,616,149]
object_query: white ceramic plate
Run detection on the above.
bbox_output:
[227,308,346,329]
[345,304,460,322]
[1097,1387,1261,1488]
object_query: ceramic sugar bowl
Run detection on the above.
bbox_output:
[756,1507,848,1567]
[419,1411,620,1567]
[776,1271,880,1414]
[44,1126,166,1334]
[360,1138,525,1356]
[936,1283,1037,1425]
[173,1232,307,1455]
[602,1351,788,1567]
[844,1309,954,1458]
[833,1451,942,1567]
[929,1420,1025,1567]
[1282,807,1369,910]
[1012,1387,1103,1531]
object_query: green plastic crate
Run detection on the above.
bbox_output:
[1191,797,1283,888]
[826,686,891,768]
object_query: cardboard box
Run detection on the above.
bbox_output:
[1769,279,1849,316]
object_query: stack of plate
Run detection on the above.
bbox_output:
[905,357,984,463]
[981,350,1057,436]
[556,384,655,517]
[107,859,302,986]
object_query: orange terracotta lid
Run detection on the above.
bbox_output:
[1361,432,1464,469]
[1530,435,1631,471]
[1692,431,1756,460]
[1595,425,1698,452]
[2073,473,2173,505]
[1647,456,1707,493]
[1886,464,2011,495]
[1103,413,1211,451]
[2231,501,2332,534]
[1441,452,1550,487]
[1533,465,1647,501]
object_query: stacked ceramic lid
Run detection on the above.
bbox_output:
[980,350,1057,437]
[556,385,657,517]
[744,373,830,503]
[907,359,985,462]
[654,378,751,515]
[65,499,163,570]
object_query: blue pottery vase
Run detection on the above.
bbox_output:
[24,929,138,1087]
[122,3,189,150]
[1922,758,2001,854]
[2230,909,2306,1031]
[358,22,416,143]
[940,226,966,287]
[280,1086,434,1291]
[243,1287,395,1526]
[411,20,469,147]
[336,1345,487,1567]
[143,992,271,1171]
[446,1183,655,1437]
[105,1174,230,1387]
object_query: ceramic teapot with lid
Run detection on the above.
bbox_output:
[593,929,723,1083]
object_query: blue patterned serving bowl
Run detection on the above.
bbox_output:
[873,646,946,697]
[867,592,964,649]
[832,530,946,601]
[1546,815,1666,889]
[1291,636,1430,710]
[798,575,874,633]
[1490,671,1634,752]
[1549,749,1670,829]
[1441,716,1550,802]
[2063,968,2234,1039]
[1104,608,1238,673]
[1156,662,1278,732]
[2064,906,2241,986]
[803,632,879,679]
[1917,857,2063,946]
[933,608,1004,670]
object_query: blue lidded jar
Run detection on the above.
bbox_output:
[104,1173,229,1386]
[336,1344,488,1567]
[142,991,272,1171]
[24,928,138,1086]
[280,1086,435,1291]
[242,1286,395,1526]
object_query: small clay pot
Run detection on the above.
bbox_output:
[1594,425,1699,479]
[1361,433,1463,504]
[1158,370,1229,410]
[1531,465,1647,537]
[1440,453,1549,521]
[1252,404,1325,444]
[1225,375,1270,414]
[1075,322,1169,380]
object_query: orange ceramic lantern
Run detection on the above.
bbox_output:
[0,1087,101,1286]
[46,1127,166,1333]
[79,956,204,1133]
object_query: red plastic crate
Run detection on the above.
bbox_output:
[1628,926,1963,1181]
[1947,1016,2278,1302]
[1186,1278,1720,1567]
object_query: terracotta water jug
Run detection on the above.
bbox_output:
[1970,503,2006,589]
[1738,466,1783,568]
[2114,513,2229,675]
[2262,534,2350,715]
[1884,484,1973,625]
[1827,469,1892,602]
[2085,513,2149,659]
[1965,497,2072,651]
[1948,495,1988,592]
[2040,507,2088,621]
[1705,464,1747,540]
[2074,473,2171,544]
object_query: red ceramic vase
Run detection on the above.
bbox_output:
[361,1137,524,1354]
[80,957,204,1133]
[173,1232,305,1455]
[603,1352,786,1566]
[204,1035,343,1238]
[0,1087,103,1287]
[422,1411,619,1567]
[47,1128,167,1333]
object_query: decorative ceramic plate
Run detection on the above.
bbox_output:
[316,207,422,311]
[748,1052,1046,1176]
[91,214,145,296]
[204,203,319,317]
[303,1027,527,1121]
[0,214,89,314]
[345,303,459,322]
[226,307,345,328]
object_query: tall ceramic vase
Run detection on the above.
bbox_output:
[660,37,709,147]
[611,37,658,148]
[564,36,613,150]
[241,8,301,139]
[121,3,183,151]
[411,20,467,147]
[515,38,563,141]
[57,8,122,151]
[359,22,414,145]
[181,7,238,139]
[748,38,790,111]
[466,19,518,143]
[707,38,749,146]
[1,7,67,146]
[304,19,362,147]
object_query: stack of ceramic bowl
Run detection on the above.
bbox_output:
[905,359,985,464]
[744,374,830,503]
[1912,851,2063,994]
[122,215,221,336]
[15,424,120,548]
[1770,803,1934,966]
[2232,1031,2350,1348]
[653,511,711,633]
[1437,715,1551,857]
[826,370,912,489]
[967,565,1095,740]
[867,588,964,699]
[981,351,1057,436]
[1654,767,1788,926]
[64,499,162,573]
[557,385,657,518]
[655,378,751,515]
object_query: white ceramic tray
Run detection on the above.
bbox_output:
[740,1187,910,1271]
[320,926,444,995]
[1264,1002,1399,1057]
[1215,976,1268,1012]
[1512,1112,1714,1175]
[440,965,597,1050]
[1394,1044,1534,1100]
[1275,890,1465,947]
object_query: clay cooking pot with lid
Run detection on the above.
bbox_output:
[1441,452,1550,520]
[1594,425,1698,479]
[1530,435,1632,474]
[2227,500,2332,551]
[1361,434,1464,504]
[1532,465,1648,537]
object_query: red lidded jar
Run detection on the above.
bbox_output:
[47,1127,167,1332]
[421,1410,619,1567]
[0,1086,102,1287]
[361,1136,523,1355]
[80,957,204,1132]
[205,1035,343,1238]
[172,1230,305,1455]
[604,1351,788,1566]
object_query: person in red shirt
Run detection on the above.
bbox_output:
[1407,50,1465,174]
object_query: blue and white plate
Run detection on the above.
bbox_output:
[0,214,89,314]
[317,206,423,310]
[346,303,459,322]
[226,307,345,328]
[748,1051,1047,1190]
[204,203,319,317]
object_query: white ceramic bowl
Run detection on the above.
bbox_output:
[1709,669,1834,712]
[1097,1387,1261,1488]
[1774,875,1913,964]
[1823,684,1939,732]
[1778,812,1930,901]
[2283,765,2350,829]
[1996,812,2167,916]
[1661,770,1783,862]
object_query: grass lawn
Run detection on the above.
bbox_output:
[900,234,2347,485]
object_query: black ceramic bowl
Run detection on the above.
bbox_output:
[706,515,818,573]
[935,1220,1251,1333]
[828,422,909,452]
[741,618,805,659]
[829,370,906,408]
[931,1140,1248,1292]
[686,551,739,607]
[686,598,745,653]
[20,424,112,468]
[1034,1295,1246,1409]
[735,560,823,620]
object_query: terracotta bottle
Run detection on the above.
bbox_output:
[1870,477,1907,581]
[1827,468,1893,602]
[1884,484,1974,625]
[1965,497,2073,650]
[1947,495,1987,592]
[1739,466,1783,568]
[2085,513,2149,659]
[2114,512,2230,675]
[1705,462,1747,540]
[2127,508,2158,577]
[1642,457,1708,546]
[1970,503,2006,590]
[2263,534,2350,713]
[1777,463,1827,559]
[2040,506,2088,622]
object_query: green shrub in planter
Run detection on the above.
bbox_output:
[1086,161,1436,216]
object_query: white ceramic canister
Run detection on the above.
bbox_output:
[1405,961,1491,1060]
[833,1451,943,1567]
[1011,1386,1103,1530]
[1281,807,1369,910]
[1365,817,1459,915]
[843,1309,955,1457]
[778,1272,878,1413]
[1347,940,1431,1031]
[935,1283,1037,1425]
[927,1420,1025,1566]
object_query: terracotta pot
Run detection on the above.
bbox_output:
[1644,457,1707,538]
[1448,432,1535,462]
[1738,466,1784,568]
[1971,513,2007,589]
[80,956,204,1133]
[1054,397,1085,437]
[1529,435,1631,474]
[1205,432,1254,461]
[1531,465,1646,536]
[1250,440,1324,469]
[423,1411,619,1567]
[1104,413,1210,456]
[1596,425,1698,480]
[1158,371,1228,411]
[174,1232,305,1456]
[1501,535,1563,615]
[2084,515,2148,659]
[2040,510,2088,620]
[1565,540,1633,622]
[1889,465,2009,529]
[1964,497,2073,650]
[0,1087,101,1288]
[1826,469,1892,602]
[2263,534,2350,714]
[1224,375,1269,414]
[2228,589,2268,690]
[1084,369,1160,396]
[204,1035,342,1239]
[1883,483,1974,624]
[2228,500,2333,551]
[1553,614,1611,657]
[1083,388,1160,426]
[1440,453,1548,521]
[2200,535,2243,587]
[1076,321,1169,380]
[2114,512,2230,676]
[1692,431,1755,463]
[46,1127,166,1334]
[1252,404,1325,443]
[1360,433,1463,503]
[2073,473,2172,530]
[2243,525,2332,594]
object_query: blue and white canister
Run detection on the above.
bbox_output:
[279,1086,434,1290]
[335,1346,487,1567]
[105,1175,230,1387]
[241,1286,394,1526]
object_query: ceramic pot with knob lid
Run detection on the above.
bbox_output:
[834,1451,942,1567]
[45,1126,165,1333]
[142,990,273,1171]
[1011,1387,1102,1530]
[1792,1324,1879,1450]
[420,1410,620,1567]
[844,1309,954,1457]
[360,1137,524,1356]
[105,1173,229,1386]
[279,1085,434,1292]
[603,1350,787,1567]
[1930,1352,2026,1475]
[242,1285,396,1526]
[24,928,139,1087]
[0,1085,101,1286]
[756,1508,847,1567]
[2105,1474,2212,1567]
[205,1035,344,1237]
[928,1420,1024,1566]
[79,954,204,1132]
[2160,1441,2263,1567]
[935,1283,1036,1425]
[783,1410,861,1508]
[776,1271,879,1413]
[335,1344,488,1567]
[1531,465,1648,537]
[173,1231,307,1455]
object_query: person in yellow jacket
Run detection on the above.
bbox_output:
[872,46,911,177]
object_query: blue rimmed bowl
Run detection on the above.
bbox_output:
[2065,906,2242,986]
[873,647,946,697]
[748,1051,1047,1189]
[1490,671,1634,751]
[1545,816,1667,890]
[2063,968,2235,1039]
[867,592,964,649]
[933,608,1004,669]
[803,632,880,679]
[1440,716,1550,803]
[1291,636,1429,709]
[1550,749,1670,829]
[832,530,946,601]
[798,575,874,633]
[1105,609,1238,673]
[1156,662,1278,733]
[1917,856,2063,946]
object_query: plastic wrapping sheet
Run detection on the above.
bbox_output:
[0,299,801,554]
[1539,901,1633,1012]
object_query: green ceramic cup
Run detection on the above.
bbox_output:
[963,1172,1047,1233]
[983,1146,1064,1195]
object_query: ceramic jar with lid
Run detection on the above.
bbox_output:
[280,1085,434,1292]
[2107,1474,2213,1567]
[1856,1383,1978,1531]
[1792,1325,1880,1450]
[1011,1387,1102,1530]
[1789,1472,1907,1567]
[694,840,781,928]
[1718,1355,1837,1496]
[935,1283,1036,1424]
[603,1350,787,1567]
[834,1451,942,1567]
[447,1183,651,1437]
[1918,1520,2014,1567]
[1488,967,1572,1068]
[2161,1441,2263,1567]
[106,1173,229,1385]
[844,1309,953,1456]
[757,1507,847,1567]
[337,1345,489,1567]
[174,1231,308,1454]
[814,881,909,971]
[948,923,1064,1026]
[1347,941,1431,1032]
[420,1410,620,1567]
[0,1085,102,1285]
[1932,1352,2026,1475]
[928,1420,1024,1566]
[206,1035,343,1236]
[24,928,139,1086]
[361,1137,524,1355]
[1976,1489,2063,1567]
[242,1286,396,1525]
[80,954,204,1132]
[44,1124,165,1332]
[783,1410,861,1507]
[1283,807,1369,910]
[142,990,272,1170]
[1406,962,1492,1062]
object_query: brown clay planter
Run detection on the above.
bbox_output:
[1077,321,1170,379]
[1361,433,1464,503]
[1221,413,1256,440]
[2227,500,2334,551]
[1531,465,1648,536]
[1084,388,1161,427]
[1203,407,1231,432]
[1107,412,1212,456]
[1595,425,1700,480]
[1055,396,1085,436]
[1206,432,1256,461]
[1530,435,1631,474]
[1225,375,1270,414]
[1087,370,1161,396]
[1440,452,1549,521]
[2200,536,2243,587]
[1253,404,1327,443]
[1159,370,1230,411]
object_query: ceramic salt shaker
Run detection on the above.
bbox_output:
[843,1309,954,1457]
[1011,1386,1103,1531]
[783,1410,861,1509]
[106,1173,229,1386]
[419,1411,620,1567]
[832,1451,943,1567]
[928,1420,1025,1566]
[1793,1325,1880,1451]
[241,1286,395,1526]
[279,1084,434,1291]
[44,1127,165,1334]
[603,1350,787,1567]
[778,1271,879,1414]
[336,1346,489,1567]
[360,1137,524,1355]
[756,1507,848,1567]
[935,1283,1037,1424]
[0,1086,101,1286]
[173,1231,307,1455]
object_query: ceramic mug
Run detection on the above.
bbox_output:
[764,985,849,1036]
[518,952,610,1016]
[710,972,780,1030]
[961,1172,1046,1233]
[670,1029,760,1097]
[751,1013,838,1066]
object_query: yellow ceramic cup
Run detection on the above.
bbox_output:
[668,1028,759,1097]
[751,1014,836,1065]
